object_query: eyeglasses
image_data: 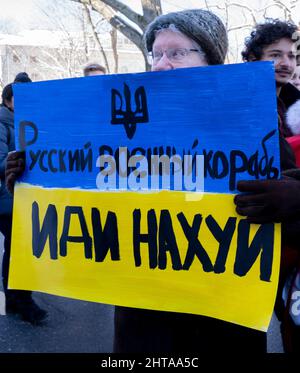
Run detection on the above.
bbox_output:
[148,48,203,65]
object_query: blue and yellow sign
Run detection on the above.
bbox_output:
[10,62,280,331]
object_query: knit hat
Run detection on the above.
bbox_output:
[144,9,228,65]
[14,72,32,83]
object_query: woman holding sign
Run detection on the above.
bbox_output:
[113,9,300,353]
[113,9,275,353]
[5,10,299,353]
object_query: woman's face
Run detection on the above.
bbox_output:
[151,29,208,71]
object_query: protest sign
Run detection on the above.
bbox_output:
[10,62,280,330]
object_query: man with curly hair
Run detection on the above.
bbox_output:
[242,19,300,137]
[236,19,300,352]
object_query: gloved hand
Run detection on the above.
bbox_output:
[5,151,26,194]
[234,177,300,223]
[282,168,300,180]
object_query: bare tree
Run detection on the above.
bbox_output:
[34,0,113,77]
[203,0,300,63]
[0,18,21,86]
[83,4,111,72]
[70,0,162,70]
[110,27,119,73]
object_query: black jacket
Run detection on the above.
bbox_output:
[0,104,15,214]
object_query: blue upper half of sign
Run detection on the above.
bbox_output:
[13,61,280,194]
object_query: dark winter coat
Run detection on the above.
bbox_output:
[0,104,15,215]
[277,84,300,352]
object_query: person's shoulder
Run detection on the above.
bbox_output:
[0,120,9,138]
[0,106,13,125]
[0,110,12,141]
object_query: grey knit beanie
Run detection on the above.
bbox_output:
[144,9,228,65]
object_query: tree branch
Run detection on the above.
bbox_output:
[70,0,146,29]
[95,0,146,28]
[83,4,110,72]
[141,0,162,24]
[228,24,253,32]
[110,15,143,49]
[69,0,161,70]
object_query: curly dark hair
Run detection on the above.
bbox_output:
[242,19,299,62]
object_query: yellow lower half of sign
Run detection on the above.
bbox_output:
[10,184,280,331]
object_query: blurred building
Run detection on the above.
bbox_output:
[0,29,145,85]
